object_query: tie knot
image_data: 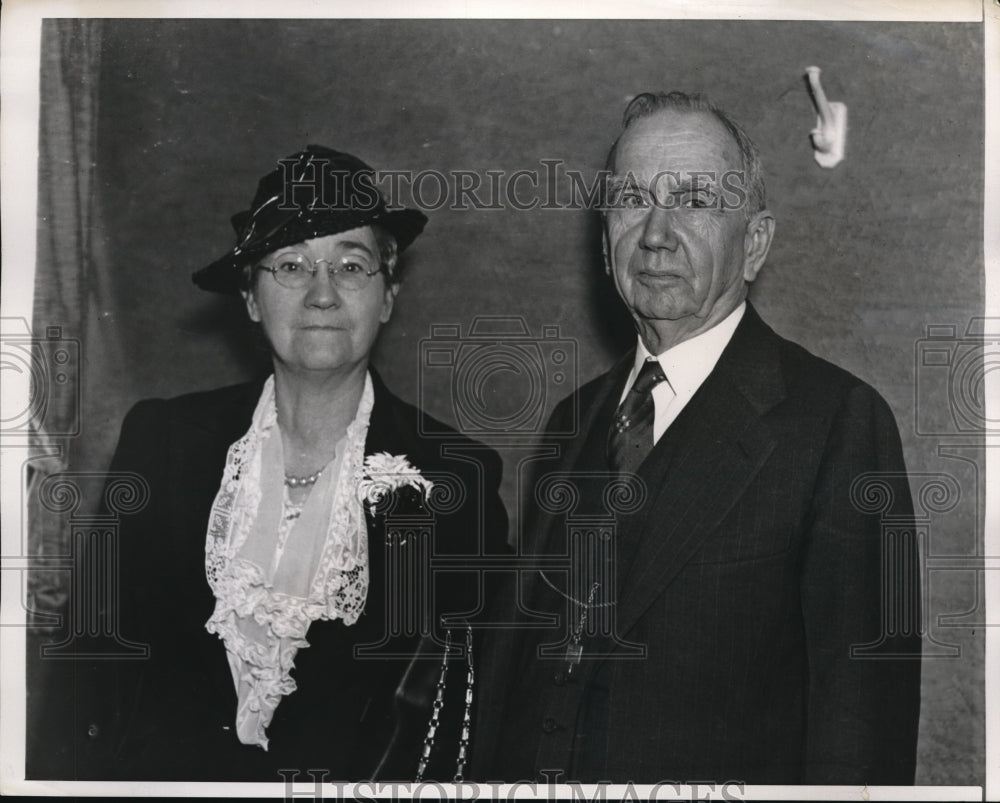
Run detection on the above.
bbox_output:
[631,360,666,396]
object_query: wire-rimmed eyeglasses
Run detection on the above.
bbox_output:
[256,252,383,291]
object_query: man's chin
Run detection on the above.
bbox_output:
[633,300,699,322]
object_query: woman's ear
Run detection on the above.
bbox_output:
[380,280,400,324]
[242,288,261,323]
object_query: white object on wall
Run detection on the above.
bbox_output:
[805,66,847,168]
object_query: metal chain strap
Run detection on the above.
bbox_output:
[454,626,474,781]
[414,625,474,782]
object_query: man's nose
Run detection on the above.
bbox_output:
[639,205,679,251]
[304,266,342,307]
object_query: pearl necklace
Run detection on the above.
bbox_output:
[284,467,323,487]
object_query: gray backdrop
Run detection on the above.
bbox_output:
[30,18,984,786]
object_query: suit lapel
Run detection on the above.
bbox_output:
[522,353,633,555]
[604,305,787,648]
[558,353,634,482]
[512,354,633,634]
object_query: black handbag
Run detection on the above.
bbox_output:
[371,627,474,782]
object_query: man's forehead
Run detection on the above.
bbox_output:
[613,109,741,176]
[608,169,721,191]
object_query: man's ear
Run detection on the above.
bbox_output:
[602,224,612,276]
[242,288,261,323]
[743,210,775,283]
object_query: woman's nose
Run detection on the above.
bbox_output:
[304,266,342,307]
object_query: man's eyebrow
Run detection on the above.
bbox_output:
[608,172,653,183]
[607,172,718,190]
[606,174,649,190]
[665,176,719,192]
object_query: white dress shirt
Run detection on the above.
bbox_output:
[619,302,745,445]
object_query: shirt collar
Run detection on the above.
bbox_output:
[633,302,746,396]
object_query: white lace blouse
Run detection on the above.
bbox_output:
[204,373,374,749]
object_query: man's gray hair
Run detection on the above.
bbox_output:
[606,91,767,217]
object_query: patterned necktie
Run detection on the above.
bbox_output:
[607,359,667,474]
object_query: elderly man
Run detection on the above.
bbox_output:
[473,92,921,785]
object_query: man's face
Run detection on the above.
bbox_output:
[604,109,769,331]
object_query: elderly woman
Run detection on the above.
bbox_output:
[89,146,507,781]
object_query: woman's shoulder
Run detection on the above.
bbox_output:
[368,372,503,473]
[370,374,489,442]
[115,380,266,455]
[126,379,266,422]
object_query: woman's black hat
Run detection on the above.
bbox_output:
[192,145,427,294]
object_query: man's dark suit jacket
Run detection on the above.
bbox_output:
[67,370,507,781]
[473,304,920,785]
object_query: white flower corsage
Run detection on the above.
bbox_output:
[358,452,434,514]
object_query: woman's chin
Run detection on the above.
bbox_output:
[277,349,360,375]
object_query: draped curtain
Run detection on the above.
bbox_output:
[28,19,121,620]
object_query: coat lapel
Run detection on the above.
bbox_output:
[168,381,266,721]
[600,305,787,649]
[521,354,633,555]
[358,370,406,633]
[512,354,633,633]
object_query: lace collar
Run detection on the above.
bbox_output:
[204,372,374,749]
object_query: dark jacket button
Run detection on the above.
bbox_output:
[86,723,100,739]
[542,717,558,733]
[552,671,567,686]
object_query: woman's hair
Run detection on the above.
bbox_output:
[372,224,400,281]
[239,224,400,293]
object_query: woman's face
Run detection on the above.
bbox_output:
[243,227,397,377]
